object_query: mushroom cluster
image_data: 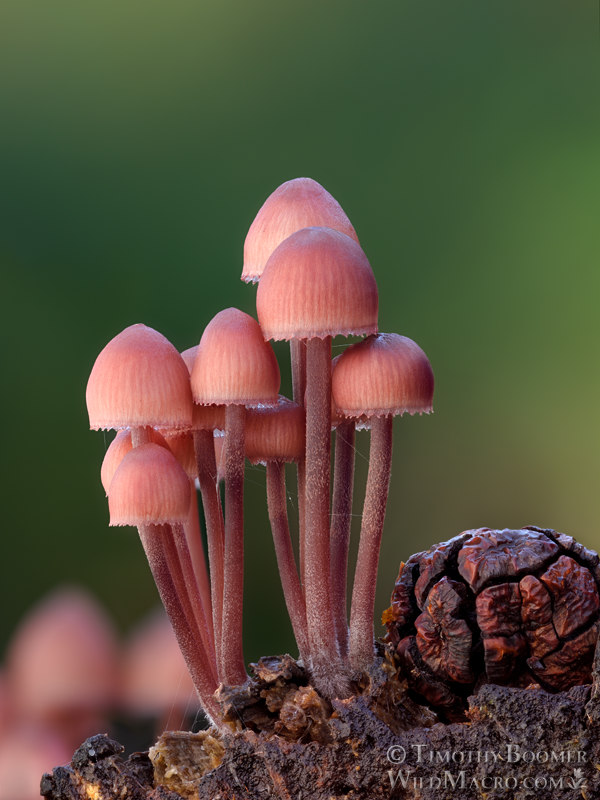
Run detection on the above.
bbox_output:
[86,177,434,727]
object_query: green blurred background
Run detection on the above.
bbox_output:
[1,0,598,662]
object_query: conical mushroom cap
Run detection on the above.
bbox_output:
[109,443,191,526]
[5,588,118,721]
[120,610,200,717]
[332,333,434,420]
[257,227,378,341]
[162,430,197,479]
[190,403,226,431]
[86,324,193,431]
[100,428,170,495]
[180,346,226,431]
[242,177,359,283]
[245,396,305,464]
[179,345,198,375]
[191,308,280,406]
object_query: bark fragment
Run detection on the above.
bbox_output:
[40,645,600,799]
[41,529,600,800]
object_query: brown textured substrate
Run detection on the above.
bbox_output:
[41,641,600,800]
[384,527,600,721]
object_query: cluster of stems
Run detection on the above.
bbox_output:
[86,178,433,726]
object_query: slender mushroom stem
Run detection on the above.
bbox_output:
[183,485,214,644]
[330,420,356,657]
[305,336,339,682]
[130,426,152,448]
[137,523,221,724]
[172,519,218,678]
[193,429,225,680]
[222,404,248,685]
[348,415,393,671]
[160,523,218,684]
[290,338,306,588]
[266,461,309,660]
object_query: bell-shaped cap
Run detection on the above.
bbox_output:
[180,347,226,431]
[120,609,200,719]
[257,227,378,341]
[179,345,198,375]
[242,177,359,283]
[245,396,305,464]
[332,333,434,421]
[190,403,226,431]
[5,588,119,723]
[86,324,193,431]
[191,308,280,406]
[109,443,191,527]
[100,428,169,495]
[163,430,197,479]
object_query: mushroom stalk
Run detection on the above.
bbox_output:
[137,523,221,724]
[330,420,355,657]
[304,336,339,681]
[159,523,217,683]
[290,339,307,588]
[266,461,309,660]
[348,415,393,671]
[171,520,218,679]
[222,404,248,685]
[193,429,225,680]
[183,485,214,645]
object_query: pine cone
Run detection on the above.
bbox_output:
[383,527,600,720]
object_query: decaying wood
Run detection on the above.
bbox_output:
[41,639,600,800]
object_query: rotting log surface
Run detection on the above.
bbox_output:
[41,640,600,800]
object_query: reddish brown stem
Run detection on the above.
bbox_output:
[297,459,307,588]
[222,404,247,685]
[137,523,221,724]
[348,415,393,671]
[305,337,340,688]
[290,338,306,589]
[161,523,218,685]
[330,420,355,657]
[173,519,217,677]
[266,461,309,660]
[194,429,225,681]
[183,485,214,644]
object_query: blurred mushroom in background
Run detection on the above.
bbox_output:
[120,607,202,734]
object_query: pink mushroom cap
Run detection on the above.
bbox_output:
[100,428,170,495]
[257,227,378,341]
[108,443,191,527]
[242,177,359,283]
[5,589,118,724]
[332,333,434,422]
[86,324,193,431]
[190,308,280,406]
[245,396,305,464]
[120,610,200,718]
[180,346,226,431]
